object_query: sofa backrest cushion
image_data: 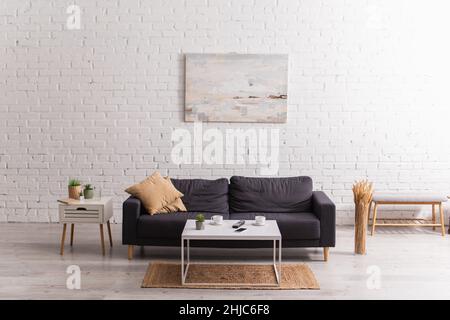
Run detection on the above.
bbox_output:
[170,178,229,214]
[229,176,313,213]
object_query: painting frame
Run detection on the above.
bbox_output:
[185,53,288,123]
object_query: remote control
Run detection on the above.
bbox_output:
[232,220,245,228]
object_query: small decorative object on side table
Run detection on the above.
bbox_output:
[68,178,82,200]
[83,184,95,199]
[58,197,113,256]
[195,214,205,230]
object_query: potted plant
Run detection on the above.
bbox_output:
[83,184,95,199]
[68,179,82,200]
[195,214,205,230]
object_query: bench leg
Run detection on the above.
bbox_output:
[432,204,436,231]
[371,203,378,236]
[367,201,373,226]
[439,203,445,237]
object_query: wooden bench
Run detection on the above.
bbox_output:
[369,193,448,236]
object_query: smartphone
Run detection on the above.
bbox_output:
[235,227,247,232]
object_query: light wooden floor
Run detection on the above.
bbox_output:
[1,223,450,300]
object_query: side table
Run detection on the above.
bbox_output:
[58,197,113,255]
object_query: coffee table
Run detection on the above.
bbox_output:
[181,219,282,286]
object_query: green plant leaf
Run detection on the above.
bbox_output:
[68,178,81,187]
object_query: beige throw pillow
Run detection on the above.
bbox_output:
[157,177,187,213]
[158,197,187,213]
[125,172,184,215]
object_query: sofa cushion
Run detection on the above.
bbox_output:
[229,212,320,240]
[125,172,184,215]
[170,178,229,214]
[156,178,187,213]
[229,176,313,213]
[137,212,230,239]
[156,197,187,214]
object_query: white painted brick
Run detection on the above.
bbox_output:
[1,0,450,224]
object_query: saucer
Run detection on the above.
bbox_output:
[210,221,223,226]
[252,222,266,226]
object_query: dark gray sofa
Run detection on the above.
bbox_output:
[123,176,335,261]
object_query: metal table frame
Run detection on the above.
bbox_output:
[181,237,282,287]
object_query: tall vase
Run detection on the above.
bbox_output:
[354,202,369,254]
[353,180,373,255]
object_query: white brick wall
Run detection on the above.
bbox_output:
[1,0,450,224]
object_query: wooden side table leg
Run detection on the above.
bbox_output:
[432,204,436,231]
[70,224,75,246]
[99,224,105,255]
[60,223,67,255]
[439,203,445,237]
[106,221,113,247]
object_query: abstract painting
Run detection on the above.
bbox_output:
[185,54,288,123]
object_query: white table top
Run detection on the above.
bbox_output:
[58,197,112,206]
[181,219,281,240]
[372,193,448,202]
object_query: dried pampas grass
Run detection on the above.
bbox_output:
[352,180,373,254]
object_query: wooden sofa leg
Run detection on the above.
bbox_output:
[323,247,329,261]
[128,245,134,260]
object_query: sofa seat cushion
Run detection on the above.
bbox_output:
[171,178,229,214]
[229,176,313,213]
[229,212,320,240]
[137,212,230,239]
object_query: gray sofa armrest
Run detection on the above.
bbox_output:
[122,197,142,244]
[312,191,336,247]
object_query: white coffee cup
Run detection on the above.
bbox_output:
[211,215,223,225]
[255,216,266,225]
